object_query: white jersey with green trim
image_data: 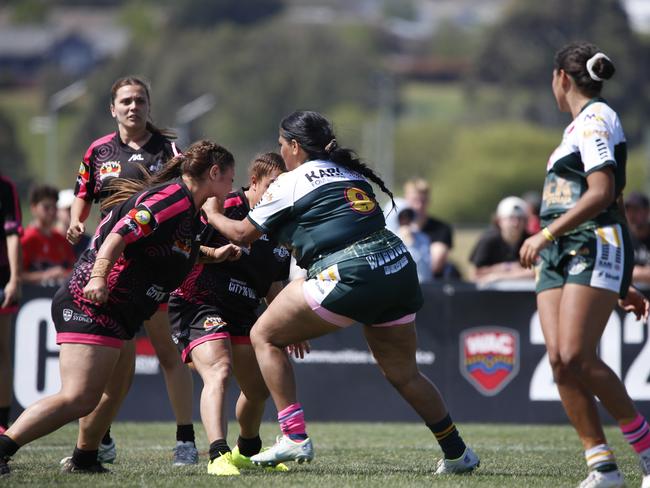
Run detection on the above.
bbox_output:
[540,98,627,229]
[247,159,386,268]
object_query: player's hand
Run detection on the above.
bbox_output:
[618,287,650,321]
[83,277,109,304]
[199,244,242,263]
[67,221,85,245]
[2,279,20,308]
[519,232,551,269]
[286,341,311,359]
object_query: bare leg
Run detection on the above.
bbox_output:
[555,285,637,447]
[5,343,120,446]
[77,340,135,450]
[232,344,269,439]
[250,279,340,412]
[190,339,232,443]
[145,310,193,425]
[363,323,448,424]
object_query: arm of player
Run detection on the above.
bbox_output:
[520,169,615,269]
[2,234,21,307]
[68,197,91,245]
[203,197,262,245]
[83,233,125,304]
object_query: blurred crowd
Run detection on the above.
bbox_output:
[386,178,650,289]
[7,178,650,289]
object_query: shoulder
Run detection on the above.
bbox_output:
[84,132,116,156]
[577,101,619,128]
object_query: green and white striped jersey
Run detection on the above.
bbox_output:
[247,159,385,268]
[540,97,627,231]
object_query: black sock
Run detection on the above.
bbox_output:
[596,463,619,473]
[237,435,262,457]
[209,439,230,461]
[0,435,19,458]
[72,447,98,468]
[101,428,112,445]
[427,414,466,460]
[176,424,195,443]
[0,407,9,429]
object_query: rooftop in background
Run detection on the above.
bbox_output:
[0,7,129,84]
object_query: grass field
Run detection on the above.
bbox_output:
[5,422,646,487]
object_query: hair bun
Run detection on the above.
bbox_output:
[586,52,615,81]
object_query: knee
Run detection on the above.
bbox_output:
[204,361,232,388]
[250,326,270,349]
[549,349,592,380]
[382,366,419,390]
[63,391,101,418]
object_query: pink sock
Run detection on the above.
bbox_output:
[621,413,650,454]
[278,403,307,439]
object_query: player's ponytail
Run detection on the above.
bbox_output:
[280,110,395,208]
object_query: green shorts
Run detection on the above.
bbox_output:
[303,229,423,326]
[536,223,633,298]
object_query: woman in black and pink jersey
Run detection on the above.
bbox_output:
[0,173,22,435]
[0,141,237,476]
[169,152,302,476]
[66,76,198,464]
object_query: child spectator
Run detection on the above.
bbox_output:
[21,185,75,286]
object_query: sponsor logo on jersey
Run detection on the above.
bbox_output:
[228,278,258,299]
[273,246,290,261]
[146,284,166,302]
[460,327,520,396]
[78,162,87,176]
[148,159,163,173]
[304,167,344,183]
[62,308,92,324]
[344,187,377,214]
[203,316,227,330]
[99,161,121,180]
[172,239,192,258]
[134,210,151,225]
[128,153,144,162]
[567,255,588,275]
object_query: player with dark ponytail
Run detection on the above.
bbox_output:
[520,42,650,488]
[206,110,479,474]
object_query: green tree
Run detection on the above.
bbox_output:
[474,0,647,140]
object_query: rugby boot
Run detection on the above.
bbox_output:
[435,446,480,474]
[251,435,313,466]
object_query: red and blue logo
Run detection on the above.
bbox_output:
[460,327,519,396]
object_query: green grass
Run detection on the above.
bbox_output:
[5,422,646,486]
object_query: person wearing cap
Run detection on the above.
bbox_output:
[56,189,91,259]
[624,192,650,286]
[518,42,650,488]
[469,196,534,284]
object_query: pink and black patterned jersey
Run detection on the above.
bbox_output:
[62,178,203,338]
[0,175,22,270]
[74,131,179,205]
[172,188,290,327]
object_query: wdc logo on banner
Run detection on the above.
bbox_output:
[460,327,520,396]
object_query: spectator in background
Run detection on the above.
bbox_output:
[403,178,458,280]
[56,189,91,259]
[625,191,650,286]
[469,196,534,284]
[21,184,75,287]
[398,208,432,283]
[522,190,542,235]
[0,173,22,434]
